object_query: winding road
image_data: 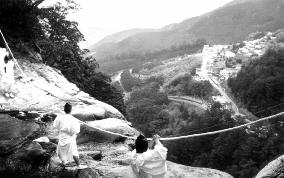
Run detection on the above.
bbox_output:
[201,49,240,114]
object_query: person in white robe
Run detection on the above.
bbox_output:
[0,48,15,98]
[53,103,87,169]
[122,134,168,178]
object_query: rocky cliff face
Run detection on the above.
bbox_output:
[0,60,124,119]
[255,155,284,178]
[0,59,233,177]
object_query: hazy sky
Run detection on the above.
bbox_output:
[49,0,234,47]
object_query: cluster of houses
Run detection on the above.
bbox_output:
[237,32,274,58]
[195,32,274,82]
[192,32,275,112]
[194,45,241,81]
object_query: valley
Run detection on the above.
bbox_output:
[110,29,284,177]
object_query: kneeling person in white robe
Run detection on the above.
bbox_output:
[53,103,86,168]
[121,134,167,178]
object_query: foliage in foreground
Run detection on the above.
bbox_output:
[0,0,126,114]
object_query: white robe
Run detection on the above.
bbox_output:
[0,60,15,92]
[0,48,15,92]
[53,114,80,163]
[130,143,168,178]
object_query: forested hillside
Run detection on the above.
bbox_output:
[0,0,125,114]
[228,43,284,115]
[122,31,284,177]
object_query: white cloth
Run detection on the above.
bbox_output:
[0,48,14,92]
[0,60,15,93]
[0,48,8,67]
[53,114,80,163]
[33,136,50,143]
[131,143,168,177]
[2,60,15,83]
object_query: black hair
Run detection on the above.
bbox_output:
[64,103,72,114]
[135,135,148,153]
[4,55,9,63]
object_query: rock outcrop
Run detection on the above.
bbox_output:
[0,114,40,155]
[255,155,284,178]
[0,60,124,120]
[73,140,233,178]
[106,161,234,178]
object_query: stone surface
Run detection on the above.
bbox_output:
[165,161,233,178]
[72,105,106,121]
[77,118,139,144]
[105,161,234,178]
[1,61,124,120]
[0,114,40,155]
[74,141,234,178]
[255,155,284,178]
[14,142,51,169]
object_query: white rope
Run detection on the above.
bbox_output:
[0,29,26,78]
[78,120,136,140]
[80,112,284,141]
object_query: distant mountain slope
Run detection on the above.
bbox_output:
[89,28,156,49]
[189,0,284,43]
[91,0,284,73]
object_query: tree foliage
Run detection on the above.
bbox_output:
[0,0,126,114]
[126,81,169,137]
[228,44,284,114]
[165,102,284,178]
[0,0,44,43]
[166,73,215,99]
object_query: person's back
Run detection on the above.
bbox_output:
[139,142,167,177]
[53,103,86,169]
[131,135,168,178]
[54,113,80,146]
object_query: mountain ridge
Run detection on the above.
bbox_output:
[90,0,284,71]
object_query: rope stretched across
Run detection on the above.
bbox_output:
[80,112,284,141]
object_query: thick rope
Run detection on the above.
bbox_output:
[78,120,137,139]
[0,29,26,78]
[80,112,284,141]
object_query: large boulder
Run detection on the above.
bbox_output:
[255,155,284,178]
[107,162,234,178]
[0,141,55,176]
[0,114,40,155]
[1,61,124,120]
[14,142,51,169]
[77,118,139,144]
[72,105,106,121]
[165,161,233,178]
